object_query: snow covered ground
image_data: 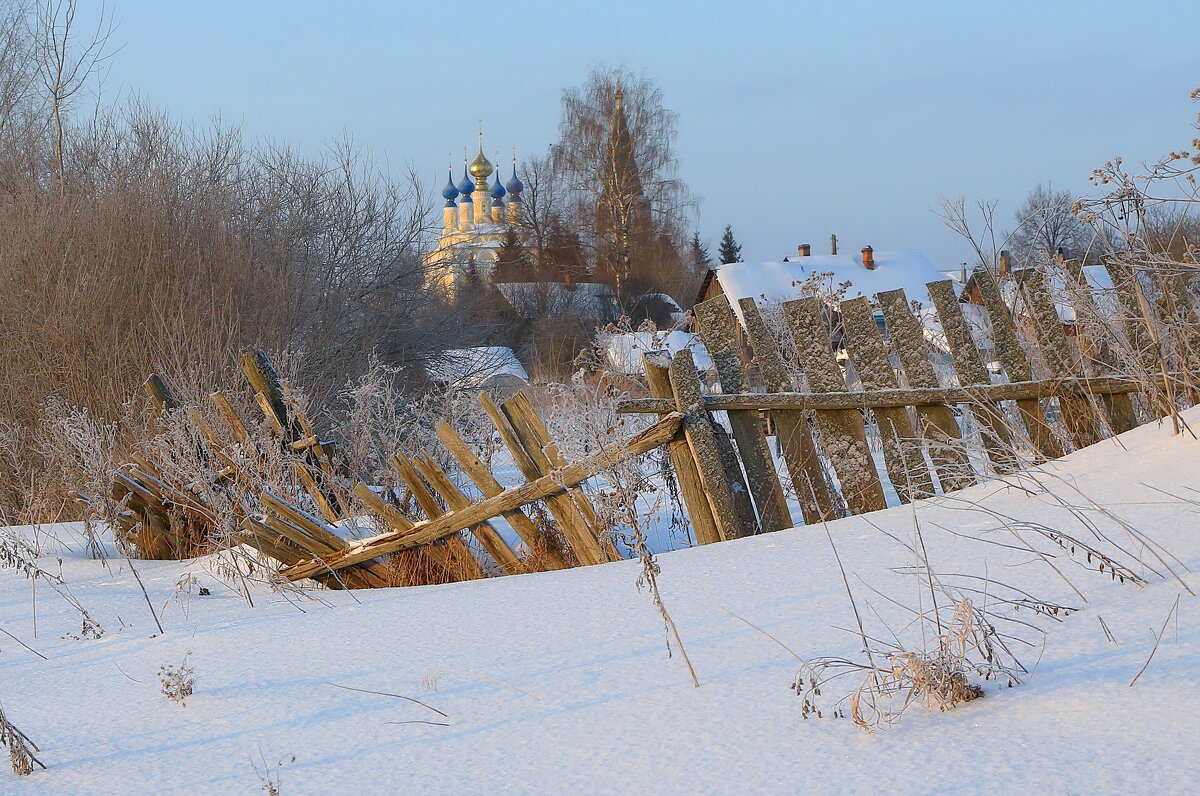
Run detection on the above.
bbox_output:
[2,411,1199,794]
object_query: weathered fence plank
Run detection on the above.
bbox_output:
[667,350,749,541]
[926,279,1028,473]
[499,392,620,562]
[737,298,840,522]
[967,268,1064,460]
[782,297,887,514]
[280,413,684,580]
[478,392,608,566]
[875,288,976,492]
[1058,260,1139,434]
[1016,267,1105,448]
[413,451,523,574]
[839,296,934,501]
[695,296,792,532]
[434,421,571,569]
[643,352,723,545]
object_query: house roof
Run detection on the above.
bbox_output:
[597,331,713,375]
[426,347,529,389]
[704,251,954,325]
[495,281,621,321]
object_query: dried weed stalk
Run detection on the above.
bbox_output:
[0,701,45,776]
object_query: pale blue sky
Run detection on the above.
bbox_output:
[84,0,1198,268]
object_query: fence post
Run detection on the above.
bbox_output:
[668,349,748,540]
[643,352,723,546]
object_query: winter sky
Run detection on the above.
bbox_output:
[87,0,1198,269]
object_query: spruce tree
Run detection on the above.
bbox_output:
[717,225,742,264]
[689,231,713,274]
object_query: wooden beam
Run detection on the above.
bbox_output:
[280,413,684,581]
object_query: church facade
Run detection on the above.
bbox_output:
[423,142,524,300]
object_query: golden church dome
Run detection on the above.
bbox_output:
[469,149,494,180]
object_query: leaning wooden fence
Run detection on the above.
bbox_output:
[108,259,1197,588]
[616,261,1190,541]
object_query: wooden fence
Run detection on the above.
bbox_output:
[615,261,1191,540]
[112,351,676,588]
[110,259,1196,587]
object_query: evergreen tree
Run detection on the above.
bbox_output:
[689,231,713,274]
[717,225,742,264]
[493,228,530,283]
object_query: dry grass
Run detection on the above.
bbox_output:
[0,700,44,776]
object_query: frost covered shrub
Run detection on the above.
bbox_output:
[159,653,196,707]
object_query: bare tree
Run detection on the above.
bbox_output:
[31,0,113,195]
[1008,183,1095,264]
[553,66,694,299]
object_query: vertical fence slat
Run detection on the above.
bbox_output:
[1103,258,1173,419]
[642,352,723,545]
[782,297,887,515]
[737,298,840,522]
[839,297,935,501]
[926,279,1025,470]
[668,349,749,540]
[1059,260,1139,434]
[1015,267,1105,448]
[695,296,793,532]
[434,421,571,569]
[965,269,1064,460]
[478,393,606,566]
[876,288,976,492]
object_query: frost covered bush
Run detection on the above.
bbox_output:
[159,653,196,707]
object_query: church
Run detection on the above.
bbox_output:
[423,137,525,300]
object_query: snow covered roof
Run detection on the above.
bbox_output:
[496,281,621,321]
[712,252,953,325]
[917,302,995,355]
[597,331,713,375]
[426,347,528,389]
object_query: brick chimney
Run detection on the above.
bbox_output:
[830,234,838,255]
[797,243,811,257]
[999,250,1012,277]
[861,245,875,270]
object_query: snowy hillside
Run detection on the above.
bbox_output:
[1,411,1198,794]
